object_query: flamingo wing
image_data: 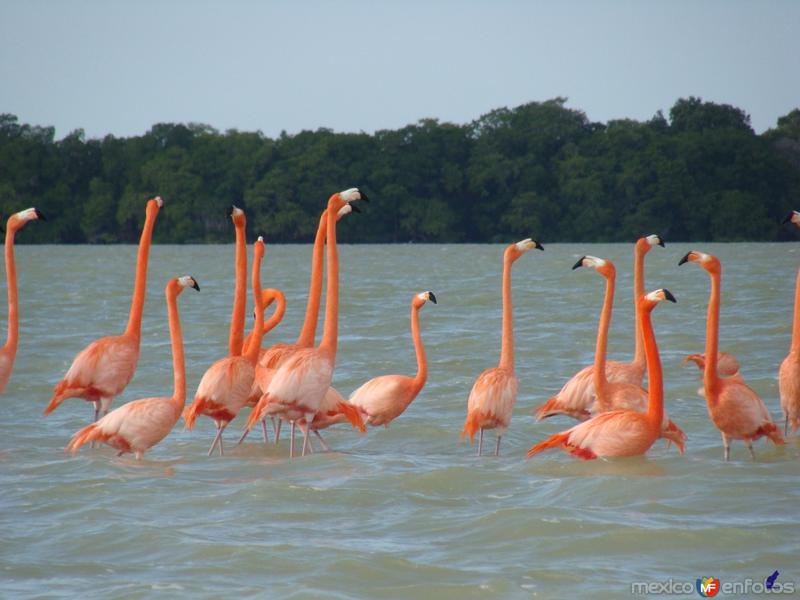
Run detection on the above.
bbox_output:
[349,375,415,426]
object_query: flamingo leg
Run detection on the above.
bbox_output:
[745,439,756,461]
[208,425,224,457]
[721,432,731,461]
[301,413,313,457]
[314,430,331,452]
[275,419,282,445]
[477,428,484,456]
[91,402,100,448]
[494,435,502,457]
[785,415,789,438]
[289,420,296,458]
[261,419,269,443]
[236,427,250,445]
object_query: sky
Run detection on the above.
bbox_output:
[1,0,798,140]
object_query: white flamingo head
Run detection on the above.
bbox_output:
[339,187,369,203]
[15,208,46,222]
[177,275,200,291]
[644,288,677,304]
[515,238,544,253]
[645,234,665,247]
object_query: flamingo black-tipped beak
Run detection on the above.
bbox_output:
[572,256,586,270]
[428,291,437,304]
[783,213,794,225]
[191,279,200,291]
[34,208,46,221]
[657,238,665,247]
[350,203,362,214]
[678,252,692,266]
[360,191,370,202]
[534,241,544,251]
[228,205,235,218]
[663,289,677,303]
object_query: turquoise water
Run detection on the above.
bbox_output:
[2,242,799,599]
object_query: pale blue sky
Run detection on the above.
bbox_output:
[1,0,798,140]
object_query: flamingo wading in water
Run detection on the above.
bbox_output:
[535,234,664,421]
[349,291,437,427]
[679,250,784,459]
[527,289,677,460]
[0,207,46,394]
[461,238,543,456]
[44,197,162,422]
[779,210,800,435]
[66,276,199,458]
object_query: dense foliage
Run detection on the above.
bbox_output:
[1,98,798,243]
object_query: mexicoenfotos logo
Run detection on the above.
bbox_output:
[696,577,720,597]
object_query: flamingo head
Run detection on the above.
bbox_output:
[6,207,45,233]
[176,275,200,292]
[253,235,265,260]
[782,210,800,228]
[572,255,615,279]
[637,234,665,253]
[683,353,705,370]
[229,205,246,227]
[506,238,544,261]
[146,196,163,216]
[640,288,677,312]
[678,250,719,274]
[330,187,368,212]
[413,290,437,309]
[337,202,361,221]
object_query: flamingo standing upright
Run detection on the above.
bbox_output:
[535,234,664,421]
[348,291,437,427]
[44,197,162,421]
[679,250,784,459]
[66,276,199,458]
[245,188,365,457]
[0,207,46,394]
[779,210,800,435]
[461,238,544,456]
[570,256,685,451]
[183,236,267,455]
[527,289,676,460]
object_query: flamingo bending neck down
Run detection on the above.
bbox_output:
[348,291,437,428]
[44,197,162,421]
[780,210,800,435]
[66,276,199,458]
[527,289,676,460]
[183,233,267,456]
[461,238,544,456]
[245,188,365,457]
[0,207,45,394]
[680,250,784,460]
[534,234,664,421]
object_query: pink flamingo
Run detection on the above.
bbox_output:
[527,289,676,460]
[241,201,361,447]
[680,250,784,459]
[0,207,46,394]
[348,291,437,427]
[780,210,800,435]
[244,188,365,457]
[571,255,685,451]
[183,235,268,455]
[462,238,544,456]
[535,235,664,421]
[683,353,741,379]
[66,276,199,458]
[45,197,162,421]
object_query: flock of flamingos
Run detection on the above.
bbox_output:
[3,189,799,462]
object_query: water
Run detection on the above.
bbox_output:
[2,242,800,599]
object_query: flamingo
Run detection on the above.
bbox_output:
[527,289,676,460]
[44,197,162,421]
[244,188,365,457]
[683,353,741,379]
[183,236,267,455]
[348,291,437,427]
[780,210,800,435]
[679,250,784,459]
[570,256,685,451]
[0,207,46,394]
[241,201,361,446]
[535,234,664,421]
[461,238,544,456]
[65,276,199,458]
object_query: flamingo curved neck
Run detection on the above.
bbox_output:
[593,272,615,396]
[410,303,427,390]
[318,203,339,360]
[640,306,664,428]
[296,210,327,347]
[791,268,800,356]
[229,219,247,356]
[3,226,18,355]
[632,245,646,368]
[167,288,186,410]
[245,249,266,365]
[498,255,515,371]
[703,270,722,398]
[124,210,157,340]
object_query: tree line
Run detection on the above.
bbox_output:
[1,97,798,244]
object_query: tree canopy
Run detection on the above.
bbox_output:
[1,97,798,243]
